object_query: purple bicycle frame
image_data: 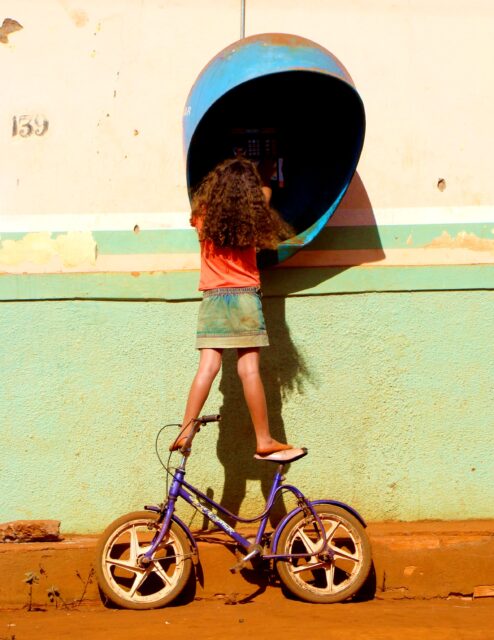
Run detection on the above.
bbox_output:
[143,463,329,562]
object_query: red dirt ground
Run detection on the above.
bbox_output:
[1,597,494,640]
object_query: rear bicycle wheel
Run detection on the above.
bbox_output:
[275,504,371,604]
[95,510,193,610]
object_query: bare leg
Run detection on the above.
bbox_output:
[237,347,292,455]
[170,348,222,450]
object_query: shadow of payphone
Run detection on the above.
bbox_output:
[183,33,366,266]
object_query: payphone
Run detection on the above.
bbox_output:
[183,34,365,265]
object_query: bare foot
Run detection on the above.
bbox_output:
[255,439,293,456]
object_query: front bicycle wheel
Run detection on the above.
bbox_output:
[275,504,371,604]
[96,510,193,610]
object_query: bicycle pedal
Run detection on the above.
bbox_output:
[229,545,261,574]
[229,560,245,574]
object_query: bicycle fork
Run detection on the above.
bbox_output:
[139,468,186,567]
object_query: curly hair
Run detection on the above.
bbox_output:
[191,157,293,249]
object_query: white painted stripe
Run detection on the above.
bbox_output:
[328,206,494,227]
[0,212,191,232]
[0,253,200,274]
[1,206,493,233]
[283,248,494,268]
[3,248,494,275]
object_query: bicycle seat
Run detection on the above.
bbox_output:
[254,447,308,463]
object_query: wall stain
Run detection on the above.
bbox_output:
[70,10,88,28]
[0,232,97,267]
[0,18,23,44]
[426,231,494,253]
[59,0,88,27]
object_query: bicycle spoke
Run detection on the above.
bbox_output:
[329,544,360,563]
[128,569,149,598]
[310,519,341,553]
[151,561,172,586]
[295,528,319,554]
[323,520,340,542]
[105,557,140,572]
[291,560,324,574]
[129,526,141,562]
[323,565,335,593]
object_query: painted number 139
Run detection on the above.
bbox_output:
[12,114,49,137]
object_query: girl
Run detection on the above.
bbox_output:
[170,157,297,457]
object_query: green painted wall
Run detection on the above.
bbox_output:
[2,289,493,532]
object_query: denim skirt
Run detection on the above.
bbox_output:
[196,287,269,349]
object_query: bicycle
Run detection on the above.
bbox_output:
[96,415,372,609]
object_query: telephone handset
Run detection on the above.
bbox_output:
[231,127,284,188]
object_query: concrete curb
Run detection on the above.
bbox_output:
[2,520,494,609]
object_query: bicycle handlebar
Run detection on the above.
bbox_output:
[176,414,221,457]
[197,414,221,424]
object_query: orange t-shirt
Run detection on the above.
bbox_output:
[193,215,260,291]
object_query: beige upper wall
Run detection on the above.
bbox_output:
[1,0,492,217]
[249,0,494,210]
[0,0,240,215]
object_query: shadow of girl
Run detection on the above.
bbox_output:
[214,171,381,527]
[216,296,311,528]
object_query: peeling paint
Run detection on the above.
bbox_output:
[0,18,22,44]
[426,231,494,253]
[0,232,97,267]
